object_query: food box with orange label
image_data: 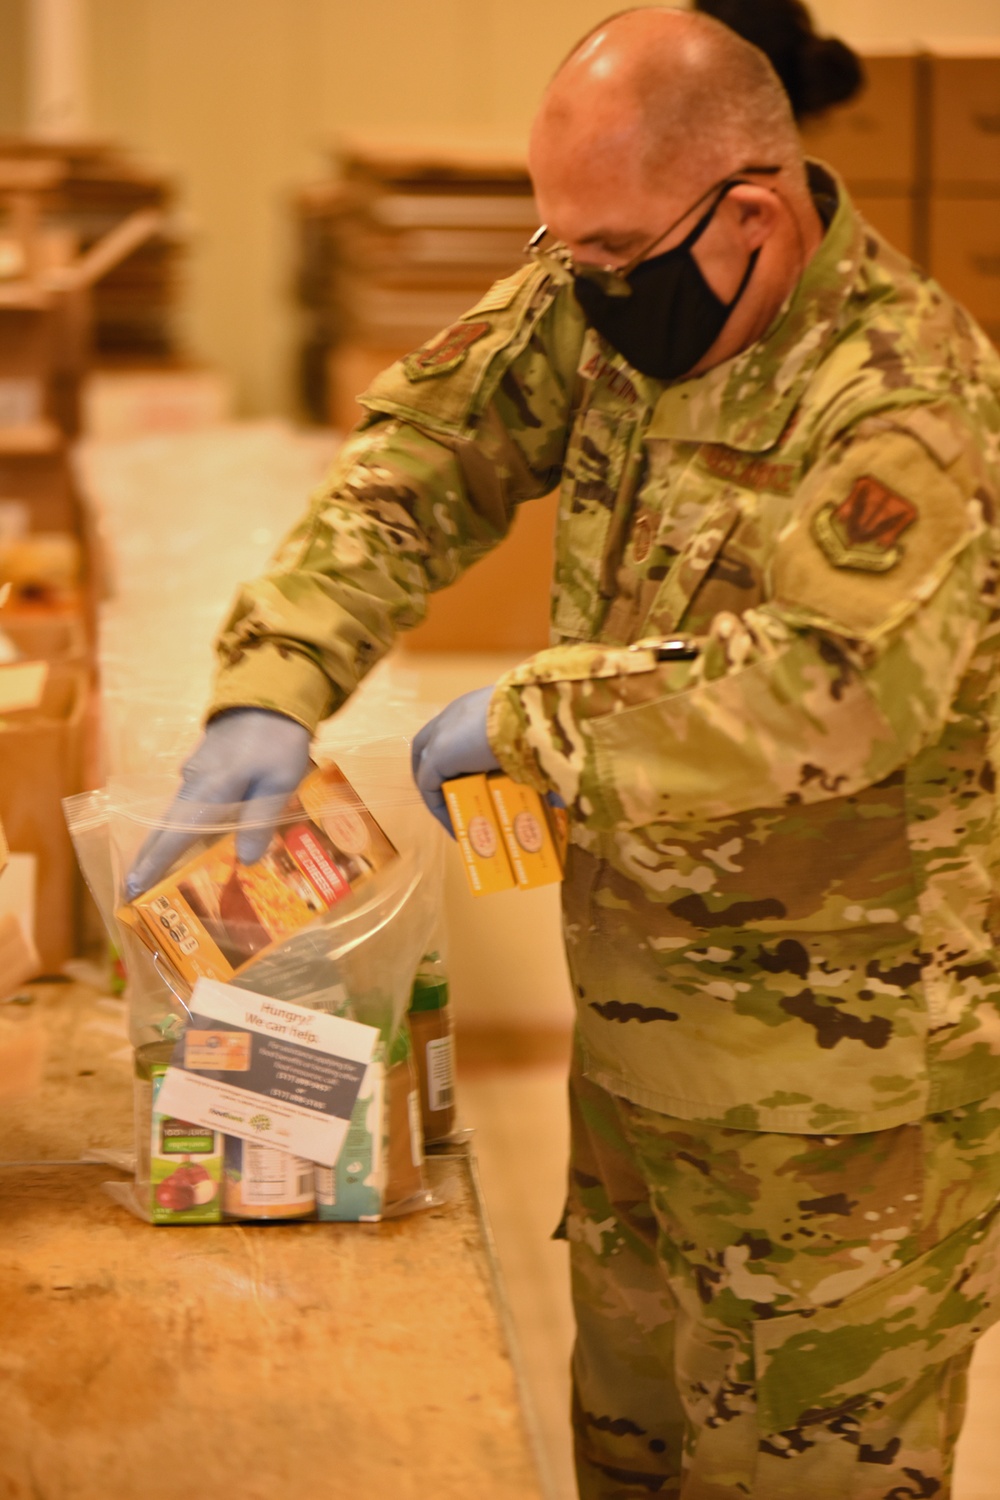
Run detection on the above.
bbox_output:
[118,762,398,992]
[444,773,516,895]
[488,774,564,891]
[444,772,565,897]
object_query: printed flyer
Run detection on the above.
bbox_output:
[155,978,379,1166]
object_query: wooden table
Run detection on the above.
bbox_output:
[0,981,550,1500]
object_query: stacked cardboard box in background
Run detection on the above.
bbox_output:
[800,51,920,259]
[0,147,181,969]
[294,138,556,654]
[0,138,184,367]
[294,137,537,432]
[925,44,1000,349]
[0,138,229,444]
[0,159,89,968]
[801,44,1000,347]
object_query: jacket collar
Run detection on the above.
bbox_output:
[643,162,862,453]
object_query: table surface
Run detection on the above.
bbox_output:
[0,981,550,1500]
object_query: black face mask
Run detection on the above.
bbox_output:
[572,184,760,383]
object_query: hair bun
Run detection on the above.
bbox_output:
[796,35,866,118]
[693,0,865,122]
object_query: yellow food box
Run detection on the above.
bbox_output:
[488,775,565,890]
[118,763,398,992]
[443,774,516,896]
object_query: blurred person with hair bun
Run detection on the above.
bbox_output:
[694,0,864,121]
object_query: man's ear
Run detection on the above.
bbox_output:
[727,185,781,250]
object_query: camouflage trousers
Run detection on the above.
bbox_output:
[565,1043,1000,1499]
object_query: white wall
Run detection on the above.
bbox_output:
[814,0,999,47]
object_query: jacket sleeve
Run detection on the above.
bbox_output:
[208,265,587,729]
[486,413,999,829]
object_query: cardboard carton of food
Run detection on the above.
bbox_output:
[118,763,397,991]
[443,773,517,896]
[444,772,565,897]
[488,774,564,890]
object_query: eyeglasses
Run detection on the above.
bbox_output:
[524,164,782,298]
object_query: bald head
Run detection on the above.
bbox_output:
[528,8,824,379]
[533,7,805,196]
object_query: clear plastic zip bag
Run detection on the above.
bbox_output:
[66,737,448,1224]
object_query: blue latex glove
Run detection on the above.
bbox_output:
[124,708,313,900]
[410,686,500,836]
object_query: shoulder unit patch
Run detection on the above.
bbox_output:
[812,476,918,573]
[402,320,492,382]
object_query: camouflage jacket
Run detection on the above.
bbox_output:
[212,164,1000,1132]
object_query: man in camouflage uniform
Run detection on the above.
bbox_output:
[129,10,1000,1498]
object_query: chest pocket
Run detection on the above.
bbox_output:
[553,405,639,641]
[640,486,746,637]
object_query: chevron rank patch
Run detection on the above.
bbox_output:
[812,475,918,573]
[402,320,492,382]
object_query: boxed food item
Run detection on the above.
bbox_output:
[134,1044,224,1225]
[489,773,565,891]
[315,1031,424,1222]
[118,763,398,992]
[444,771,565,897]
[444,773,516,895]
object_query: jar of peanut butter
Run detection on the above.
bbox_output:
[222,1136,316,1220]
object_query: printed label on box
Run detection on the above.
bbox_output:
[316,1058,386,1221]
[149,1064,224,1225]
[156,978,379,1167]
[488,775,564,889]
[118,762,398,992]
[444,774,516,896]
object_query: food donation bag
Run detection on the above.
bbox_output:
[66,738,446,1224]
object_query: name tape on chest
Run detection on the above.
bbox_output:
[700,446,796,496]
[581,353,640,408]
